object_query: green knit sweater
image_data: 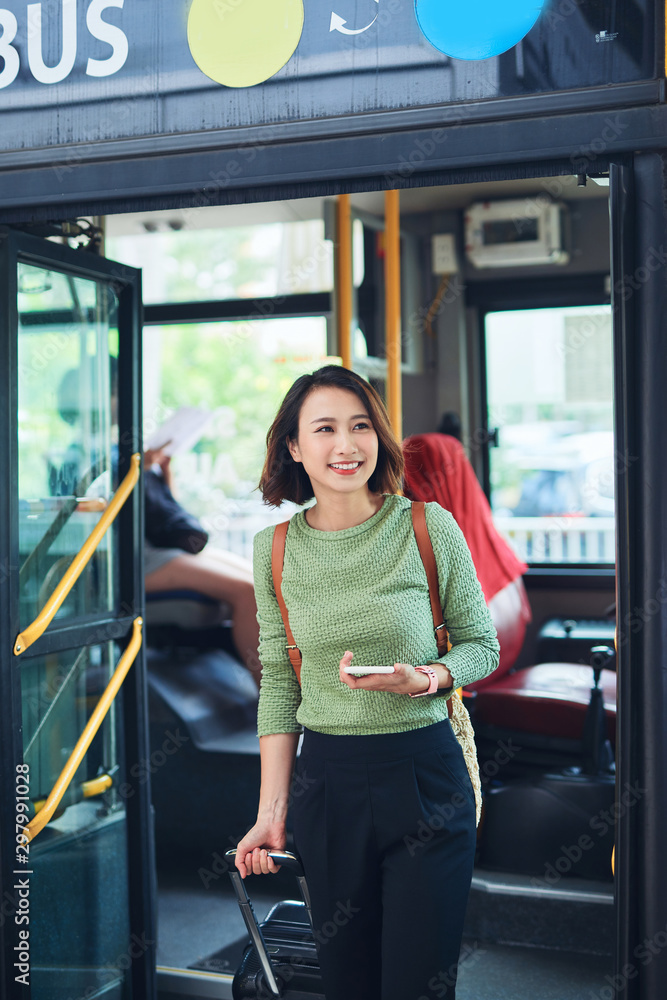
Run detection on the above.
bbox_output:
[254,494,500,737]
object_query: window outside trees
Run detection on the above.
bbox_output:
[108,218,338,559]
[143,317,333,558]
[108,219,333,303]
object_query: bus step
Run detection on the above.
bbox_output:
[466,868,614,955]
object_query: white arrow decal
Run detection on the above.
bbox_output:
[330,0,379,35]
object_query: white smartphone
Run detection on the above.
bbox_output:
[343,665,395,676]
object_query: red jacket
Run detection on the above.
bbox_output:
[403,433,527,603]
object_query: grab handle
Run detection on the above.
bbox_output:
[224,848,313,998]
[15,454,140,655]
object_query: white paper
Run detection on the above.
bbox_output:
[145,407,214,457]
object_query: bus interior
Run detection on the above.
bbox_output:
[16,168,619,1000]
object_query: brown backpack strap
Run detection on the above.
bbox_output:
[411,501,449,657]
[271,521,303,684]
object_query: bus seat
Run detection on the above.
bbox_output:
[472,662,616,744]
[147,645,258,750]
[402,433,617,757]
[144,589,239,654]
[468,576,532,691]
[145,589,232,630]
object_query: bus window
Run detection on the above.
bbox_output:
[484,304,614,565]
[108,216,334,304]
[143,316,334,558]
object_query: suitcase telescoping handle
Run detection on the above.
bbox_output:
[225,849,313,999]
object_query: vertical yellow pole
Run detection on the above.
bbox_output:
[336,194,353,370]
[384,189,402,440]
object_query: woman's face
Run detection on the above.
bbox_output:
[287,386,379,500]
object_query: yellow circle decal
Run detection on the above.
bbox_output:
[187,0,305,89]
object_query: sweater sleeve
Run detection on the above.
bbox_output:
[253,525,303,737]
[424,502,500,689]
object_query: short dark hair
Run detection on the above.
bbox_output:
[259,365,404,507]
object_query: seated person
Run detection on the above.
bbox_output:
[143,446,260,688]
[436,410,462,441]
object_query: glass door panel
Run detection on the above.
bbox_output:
[22,642,131,1000]
[0,229,152,1000]
[17,264,119,628]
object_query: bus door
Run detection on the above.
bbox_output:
[0,228,155,1000]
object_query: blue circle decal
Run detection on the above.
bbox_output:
[414,0,545,61]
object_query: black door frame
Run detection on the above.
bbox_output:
[0,86,666,225]
[0,230,154,1000]
[610,153,667,1000]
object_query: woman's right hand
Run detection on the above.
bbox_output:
[235,819,287,879]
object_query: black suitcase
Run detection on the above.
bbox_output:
[226,849,325,999]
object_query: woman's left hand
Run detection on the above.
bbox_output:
[339,650,442,696]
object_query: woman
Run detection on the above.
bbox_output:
[235,365,499,1000]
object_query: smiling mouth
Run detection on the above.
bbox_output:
[329,462,363,471]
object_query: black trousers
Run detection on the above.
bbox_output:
[292,720,477,1000]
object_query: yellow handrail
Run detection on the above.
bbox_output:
[14,453,141,656]
[31,773,114,816]
[23,617,143,843]
[82,773,114,798]
[336,193,353,369]
[384,189,402,440]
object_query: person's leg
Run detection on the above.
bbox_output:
[194,547,256,577]
[144,551,261,685]
[292,745,383,1000]
[372,724,477,1000]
